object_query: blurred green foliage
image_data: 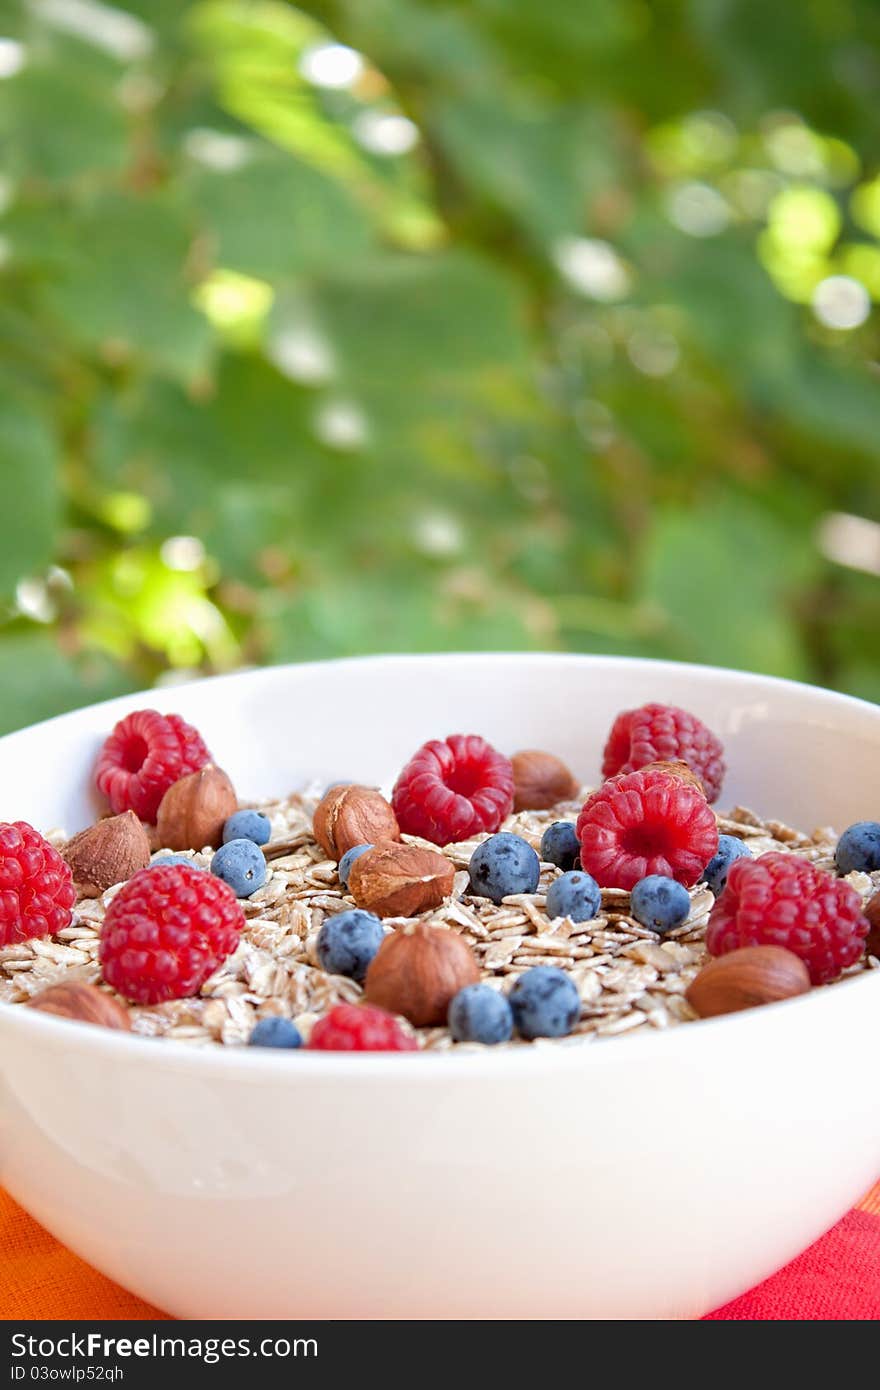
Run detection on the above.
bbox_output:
[2,0,880,732]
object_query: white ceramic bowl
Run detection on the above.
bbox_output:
[0,655,878,1320]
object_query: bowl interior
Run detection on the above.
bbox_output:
[0,653,877,838]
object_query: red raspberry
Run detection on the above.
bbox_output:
[577,767,718,890]
[309,1002,418,1051]
[707,852,868,985]
[392,734,514,845]
[602,702,725,803]
[0,822,76,946]
[100,864,243,1004]
[95,710,211,822]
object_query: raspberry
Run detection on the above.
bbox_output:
[602,702,725,803]
[706,852,868,985]
[392,734,514,845]
[577,767,718,890]
[0,822,76,946]
[309,1002,417,1051]
[99,863,243,1004]
[95,710,211,822]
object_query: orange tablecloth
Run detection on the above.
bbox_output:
[2,1184,878,1320]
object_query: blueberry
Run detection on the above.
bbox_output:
[223,810,271,847]
[448,984,514,1045]
[835,821,880,875]
[540,821,581,872]
[210,838,267,897]
[509,966,581,1040]
[248,1017,303,1049]
[545,870,601,923]
[151,854,203,870]
[316,908,384,982]
[468,832,540,904]
[630,875,690,934]
[703,835,750,896]
[338,843,374,891]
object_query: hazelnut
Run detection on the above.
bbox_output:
[26,981,131,1030]
[364,922,480,1026]
[641,759,706,794]
[312,784,399,860]
[511,750,579,811]
[62,811,151,897]
[685,946,810,1018]
[156,765,238,851]
[348,842,455,918]
[865,891,880,959]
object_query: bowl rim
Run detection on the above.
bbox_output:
[0,651,877,1079]
[3,648,880,739]
[2,965,877,1080]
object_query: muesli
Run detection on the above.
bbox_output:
[1,702,877,1051]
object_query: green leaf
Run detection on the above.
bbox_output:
[639,499,815,678]
[693,0,880,145]
[205,354,318,475]
[185,0,364,180]
[188,150,373,279]
[266,252,535,466]
[33,193,213,382]
[430,100,615,245]
[0,41,129,182]
[838,661,880,706]
[771,353,880,466]
[309,250,531,386]
[641,232,798,378]
[267,576,539,662]
[90,356,317,534]
[0,382,60,595]
[0,632,138,736]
